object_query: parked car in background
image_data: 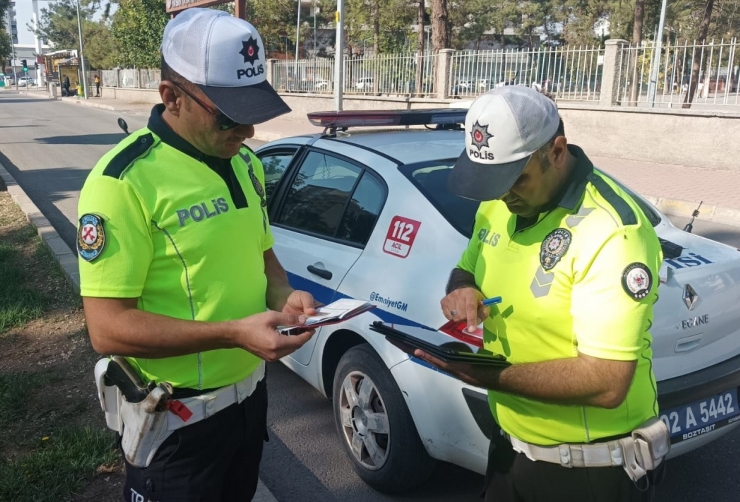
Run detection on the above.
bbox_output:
[255,108,740,494]
[17,77,35,87]
[452,80,474,97]
[314,78,332,91]
[355,77,374,91]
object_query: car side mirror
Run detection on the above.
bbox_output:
[117,118,129,136]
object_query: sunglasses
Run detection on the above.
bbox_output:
[173,82,241,130]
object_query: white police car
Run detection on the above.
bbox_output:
[255,109,740,493]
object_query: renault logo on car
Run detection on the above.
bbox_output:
[683,284,699,310]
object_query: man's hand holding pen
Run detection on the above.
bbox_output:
[440,288,502,333]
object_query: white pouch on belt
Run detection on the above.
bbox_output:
[619,417,671,482]
[632,416,671,470]
[119,384,175,468]
[94,358,121,432]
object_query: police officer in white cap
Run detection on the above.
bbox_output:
[403,86,667,501]
[78,8,319,501]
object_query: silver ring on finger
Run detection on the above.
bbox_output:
[450,309,457,316]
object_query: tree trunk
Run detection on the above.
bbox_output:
[373,0,380,55]
[431,0,448,51]
[415,0,425,96]
[371,0,380,94]
[683,0,715,108]
[628,0,645,106]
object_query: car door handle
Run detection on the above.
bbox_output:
[307,265,332,280]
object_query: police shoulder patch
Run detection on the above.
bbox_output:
[77,214,106,262]
[540,228,572,271]
[622,262,652,300]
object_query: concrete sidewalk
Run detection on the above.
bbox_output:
[34,89,740,227]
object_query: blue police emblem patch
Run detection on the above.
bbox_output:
[540,228,572,271]
[77,213,106,262]
[622,263,652,300]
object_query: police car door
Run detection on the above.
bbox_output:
[268,148,386,366]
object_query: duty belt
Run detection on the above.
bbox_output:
[505,432,631,468]
[166,362,265,431]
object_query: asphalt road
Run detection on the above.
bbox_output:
[1,91,739,501]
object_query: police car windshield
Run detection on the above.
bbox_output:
[400,160,480,238]
[400,161,661,237]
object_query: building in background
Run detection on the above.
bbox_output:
[5,0,51,84]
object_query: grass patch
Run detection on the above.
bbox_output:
[0,242,46,333]
[0,186,121,499]
[0,372,53,424]
[0,426,118,502]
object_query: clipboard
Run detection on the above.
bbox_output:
[369,321,511,367]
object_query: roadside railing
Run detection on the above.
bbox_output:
[98,41,740,111]
[450,45,604,102]
[616,38,740,109]
[272,52,436,97]
[101,68,161,90]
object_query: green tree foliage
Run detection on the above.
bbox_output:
[246,0,301,56]
[0,0,9,64]
[85,21,116,69]
[36,0,95,50]
[34,0,114,69]
[111,0,168,68]
[319,0,415,55]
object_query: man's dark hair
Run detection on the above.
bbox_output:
[536,118,566,171]
[161,56,189,87]
[553,118,565,139]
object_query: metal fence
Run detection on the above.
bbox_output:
[101,69,118,88]
[101,68,161,89]
[272,52,436,97]
[450,45,604,101]
[616,38,740,108]
[96,42,740,110]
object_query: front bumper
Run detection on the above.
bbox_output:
[460,352,740,455]
[657,351,740,457]
[657,351,740,409]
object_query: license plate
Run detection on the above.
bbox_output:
[660,388,740,444]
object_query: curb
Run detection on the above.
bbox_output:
[643,196,740,228]
[51,94,740,229]
[0,162,80,293]
[73,99,116,111]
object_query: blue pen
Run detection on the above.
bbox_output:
[480,296,502,306]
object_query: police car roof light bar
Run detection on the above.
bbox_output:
[307,109,468,135]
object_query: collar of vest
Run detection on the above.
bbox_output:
[147,104,232,171]
[554,144,594,211]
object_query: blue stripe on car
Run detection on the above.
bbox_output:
[286,272,449,375]
[286,272,436,331]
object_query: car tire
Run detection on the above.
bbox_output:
[332,344,436,493]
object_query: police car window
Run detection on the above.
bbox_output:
[277,151,362,238]
[400,161,480,238]
[337,171,384,245]
[258,150,296,201]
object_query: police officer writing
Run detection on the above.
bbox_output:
[409,87,668,501]
[77,9,317,502]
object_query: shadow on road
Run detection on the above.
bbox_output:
[0,153,85,251]
[35,133,124,146]
[0,124,39,128]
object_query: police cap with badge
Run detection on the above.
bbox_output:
[77,8,290,263]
